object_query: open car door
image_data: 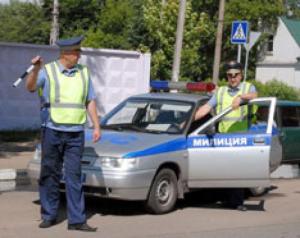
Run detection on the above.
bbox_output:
[187,97,282,188]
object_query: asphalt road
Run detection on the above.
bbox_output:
[0,179,300,238]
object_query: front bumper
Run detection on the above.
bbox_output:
[27,160,156,201]
[81,168,156,200]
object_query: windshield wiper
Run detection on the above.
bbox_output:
[102,124,146,132]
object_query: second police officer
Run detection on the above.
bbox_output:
[194,60,258,211]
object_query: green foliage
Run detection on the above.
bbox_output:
[0,1,50,44]
[84,0,138,49]
[41,0,104,38]
[252,79,300,100]
[217,79,300,100]
[286,0,300,18]
[140,0,213,81]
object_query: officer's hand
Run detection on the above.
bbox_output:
[31,55,43,70]
[232,96,241,110]
[93,127,101,143]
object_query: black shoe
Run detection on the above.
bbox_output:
[68,223,97,232]
[39,219,56,228]
[237,205,247,211]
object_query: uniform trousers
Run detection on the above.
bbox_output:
[39,127,86,225]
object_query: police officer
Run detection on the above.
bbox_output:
[194,60,258,211]
[26,36,101,231]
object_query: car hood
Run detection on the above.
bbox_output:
[84,129,186,158]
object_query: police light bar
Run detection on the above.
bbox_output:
[150,80,215,92]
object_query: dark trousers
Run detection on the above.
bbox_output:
[39,127,86,224]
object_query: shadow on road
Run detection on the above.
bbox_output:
[29,188,274,222]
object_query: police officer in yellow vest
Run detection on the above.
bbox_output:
[26,36,100,231]
[194,60,258,211]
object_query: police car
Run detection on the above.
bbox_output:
[27,81,282,214]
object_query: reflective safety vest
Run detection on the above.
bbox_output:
[44,62,89,125]
[216,82,252,133]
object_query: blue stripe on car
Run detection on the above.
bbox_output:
[85,130,273,158]
[188,134,271,148]
[123,138,187,158]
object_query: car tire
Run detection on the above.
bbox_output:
[145,168,178,214]
[249,186,267,197]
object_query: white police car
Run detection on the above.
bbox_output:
[27,81,282,214]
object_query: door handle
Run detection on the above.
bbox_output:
[254,137,266,144]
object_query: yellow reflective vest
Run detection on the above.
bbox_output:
[44,62,89,125]
[216,82,252,133]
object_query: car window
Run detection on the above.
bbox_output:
[191,100,275,135]
[280,106,300,127]
[102,99,194,134]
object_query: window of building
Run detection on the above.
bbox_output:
[267,35,274,53]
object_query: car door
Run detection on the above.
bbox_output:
[187,97,280,188]
[278,105,300,163]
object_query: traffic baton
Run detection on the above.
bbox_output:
[12,64,35,87]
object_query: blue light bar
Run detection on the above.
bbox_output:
[150,80,169,90]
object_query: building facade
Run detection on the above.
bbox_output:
[256,17,300,89]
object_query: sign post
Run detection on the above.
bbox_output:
[231,21,249,63]
[243,31,261,81]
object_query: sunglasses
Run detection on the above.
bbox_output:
[226,72,241,78]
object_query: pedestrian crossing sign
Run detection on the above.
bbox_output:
[231,21,249,44]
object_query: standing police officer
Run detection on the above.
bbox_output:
[26,36,101,231]
[194,60,258,211]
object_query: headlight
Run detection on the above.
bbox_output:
[94,157,138,170]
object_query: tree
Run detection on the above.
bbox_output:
[139,0,213,81]
[41,0,104,38]
[285,0,300,18]
[84,0,139,49]
[0,1,50,44]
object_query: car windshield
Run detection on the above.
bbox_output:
[101,99,194,134]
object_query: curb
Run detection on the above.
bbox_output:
[0,169,16,180]
[0,169,29,182]
[0,169,30,192]
[0,169,30,193]
[271,164,300,179]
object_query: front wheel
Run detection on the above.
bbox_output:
[145,168,178,214]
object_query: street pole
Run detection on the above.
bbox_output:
[212,0,225,85]
[49,0,59,45]
[171,0,186,82]
[237,44,241,62]
[244,48,249,81]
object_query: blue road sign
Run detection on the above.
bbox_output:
[231,21,249,44]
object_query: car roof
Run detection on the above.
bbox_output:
[128,92,211,104]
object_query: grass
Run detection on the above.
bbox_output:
[0,130,40,142]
